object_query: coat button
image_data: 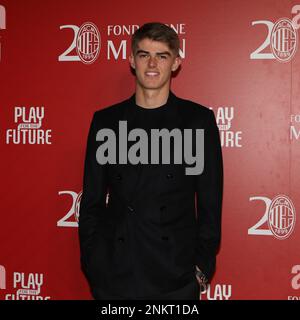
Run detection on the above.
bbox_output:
[127,205,134,213]
[160,205,166,211]
[116,173,122,180]
[166,173,173,179]
[117,237,125,243]
[161,236,169,241]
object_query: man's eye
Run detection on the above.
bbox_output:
[158,55,167,59]
[139,54,148,58]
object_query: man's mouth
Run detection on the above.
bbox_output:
[145,72,160,77]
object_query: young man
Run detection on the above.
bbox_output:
[79,22,223,300]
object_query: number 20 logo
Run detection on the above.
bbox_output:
[57,191,82,227]
[250,5,300,62]
[58,22,101,64]
[248,195,296,240]
[57,190,109,227]
[0,5,6,62]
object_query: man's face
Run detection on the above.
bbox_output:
[129,38,181,91]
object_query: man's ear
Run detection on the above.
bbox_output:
[129,53,135,69]
[171,56,182,72]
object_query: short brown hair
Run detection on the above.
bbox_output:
[131,22,180,56]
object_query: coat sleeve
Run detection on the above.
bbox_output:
[78,112,108,275]
[195,109,223,281]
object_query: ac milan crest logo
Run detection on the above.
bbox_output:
[74,191,82,223]
[76,22,101,64]
[268,195,296,240]
[270,18,298,62]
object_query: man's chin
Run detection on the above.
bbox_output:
[137,81,169,91]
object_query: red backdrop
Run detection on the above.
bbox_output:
[1,0,300,300]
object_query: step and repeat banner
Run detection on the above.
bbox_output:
[0,0,300,300]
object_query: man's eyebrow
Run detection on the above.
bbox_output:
[135,50,172,56]
[156,51,171,56]
[136,50,149,55]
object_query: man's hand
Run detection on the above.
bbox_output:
[195,265,208,286]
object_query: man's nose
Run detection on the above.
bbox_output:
[148,56,157,68]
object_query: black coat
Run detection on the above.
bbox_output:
[79,91,223,299]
